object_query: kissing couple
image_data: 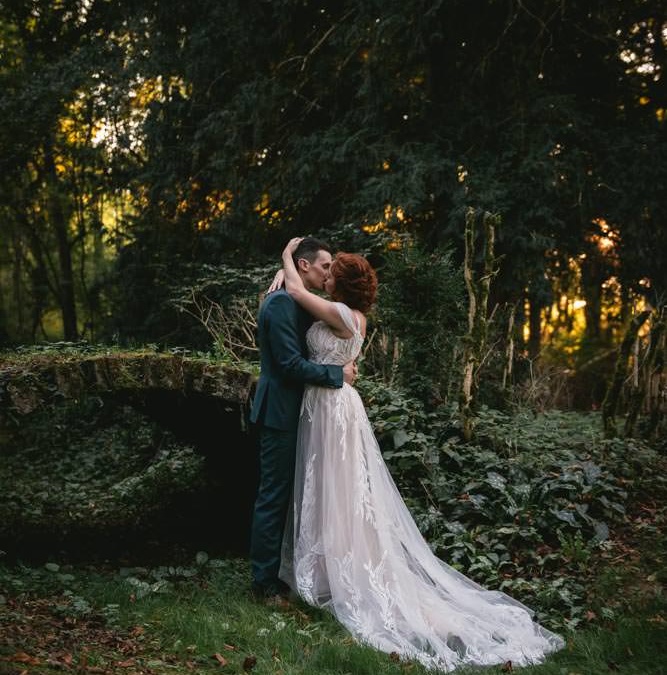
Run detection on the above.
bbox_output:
[248,236,564,672]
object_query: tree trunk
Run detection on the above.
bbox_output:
[634,311,666,439]
[11,226,25,339]
[601,309,651,437]
[583,283,602,341]
[44,138,78,341]
[501,305,516,391]
[527,291,542,360]
[460,209,477,442]
[460,208,499,441]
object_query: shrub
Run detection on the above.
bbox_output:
[367,244,466,407]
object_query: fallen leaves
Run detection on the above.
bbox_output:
[0,594,155,674]
[1,589,270,675]
[115,658,137,668]
[212,653,228,666]
[3,651,41,666]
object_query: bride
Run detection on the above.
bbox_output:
[275,237,565,671]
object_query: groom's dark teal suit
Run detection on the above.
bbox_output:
[249,288,343,596]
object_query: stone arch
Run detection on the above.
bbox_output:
[0,351,260,561]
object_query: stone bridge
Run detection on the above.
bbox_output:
[0,349,256,416]
[0,349,260,560]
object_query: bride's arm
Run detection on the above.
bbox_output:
[282,238,352,336]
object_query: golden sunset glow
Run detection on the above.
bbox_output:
[254,193,283,226]
[59,101,107,147]
[525,230,635,355]
[589,218,619,253]
[197,190,234,231]
[457,165,468,183]
[361,204,406,234]
[130,75,191,107]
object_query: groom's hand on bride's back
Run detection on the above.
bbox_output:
[343,361,358,385]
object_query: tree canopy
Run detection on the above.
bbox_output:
[0,0,665,416]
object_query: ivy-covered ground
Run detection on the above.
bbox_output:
[1,377,665,674]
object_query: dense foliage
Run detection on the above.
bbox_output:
[358,377,666,627]
[0,1,664,360]
[1,1,665,433]
[0,5,665,665]
[0,396,205,551]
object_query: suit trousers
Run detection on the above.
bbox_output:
[249,425,297,593]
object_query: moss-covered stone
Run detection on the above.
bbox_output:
[0,348,260,560]
[0,349,256,417]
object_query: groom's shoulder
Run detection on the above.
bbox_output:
[262,288,291,305]
[260,289,295,314]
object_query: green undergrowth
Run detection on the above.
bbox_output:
[0,396,205,547]
[0,375,665,673]
[0,554,665,675]
[358,380,666,633]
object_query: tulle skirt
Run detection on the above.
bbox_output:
[281,383,565,671]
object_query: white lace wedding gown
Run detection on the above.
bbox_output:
[280,303,565,671]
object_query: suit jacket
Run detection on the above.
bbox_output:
[250,289,343,431]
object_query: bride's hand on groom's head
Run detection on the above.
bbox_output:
[284,237,304,255]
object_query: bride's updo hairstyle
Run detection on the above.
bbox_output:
[330,253,378,314]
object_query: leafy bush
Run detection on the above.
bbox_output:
[169,262,274,361]
[357,379,665,629]
[2,364,664,635]
[368,244,466,407]
[0,396,205,546]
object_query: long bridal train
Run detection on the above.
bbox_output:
[280,302,565,672]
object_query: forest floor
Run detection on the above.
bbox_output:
[1,485,665,675]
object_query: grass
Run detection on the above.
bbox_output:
[1,556,665,675]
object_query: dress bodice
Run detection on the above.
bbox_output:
[306,303,364,366]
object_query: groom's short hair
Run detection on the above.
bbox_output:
[293,237,332,266]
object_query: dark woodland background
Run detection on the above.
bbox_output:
[1,5,666,657]
[1,1,664,410]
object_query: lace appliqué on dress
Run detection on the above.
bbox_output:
[280,302,565,671]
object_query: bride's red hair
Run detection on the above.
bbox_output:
[330,253,377,314]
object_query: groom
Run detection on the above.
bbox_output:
[249,237,355,600]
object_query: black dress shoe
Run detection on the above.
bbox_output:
[250,581,290,600]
